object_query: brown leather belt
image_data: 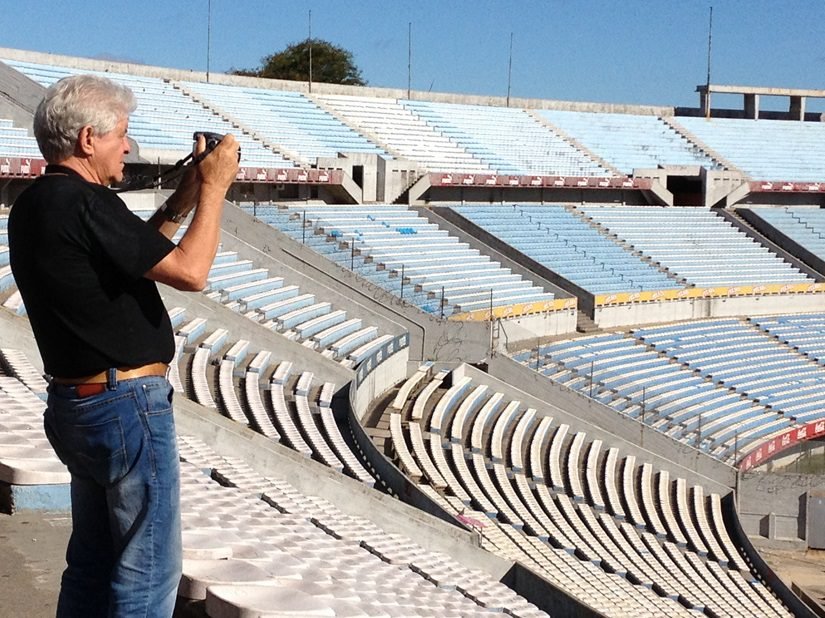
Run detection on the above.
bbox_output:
[52,362,169,389]
[52,363,170,397]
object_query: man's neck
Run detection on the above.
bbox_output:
[53,157,104,185]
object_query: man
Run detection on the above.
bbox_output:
[8,74,239,617]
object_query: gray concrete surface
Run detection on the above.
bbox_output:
[0,511,68,618]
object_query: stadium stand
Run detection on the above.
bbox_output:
[401,100,613,177]
[0,118,40,159]
[451,204,683,293]
[672,116,825,182]
[317,93,493,172]
[2,46,824,617]
[179,80,388,164]
[744,206,825,263]
[513,315,825,464]
[243,203,559,318]
[578,205,813,286]
[0,59,293,168]
[537,109,721,174]
[379,368,792,617]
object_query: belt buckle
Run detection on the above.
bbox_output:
[74,383,107,398]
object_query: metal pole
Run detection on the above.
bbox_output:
[640,386,646,448]
[440,286,445,319]
[400,264,405,299]
[705,6,713,119]
[734,430,739,465]
[302,209,306,244]
[588,358,595,398]
[506,32,513,107]
[350,239,355,270]
[206,0,212,83]
[535,339,540,372]
[488,288,494,356]
[407,22,412,99]
[308,9,313,93]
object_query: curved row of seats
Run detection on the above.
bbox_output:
[672,116,825,182]
[537,109,720,175]
[170,310,376,487]
[384,367,789,618]
[244,203,557,318]
[203,247,392,368]
[175,434,548,617]
[749,314,825,365]
[452,204,813,295]
[180,80,387,165]
[513,315,825,464]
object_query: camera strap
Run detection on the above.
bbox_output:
[114,151,197,193]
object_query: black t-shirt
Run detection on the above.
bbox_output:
[9,165,176,378]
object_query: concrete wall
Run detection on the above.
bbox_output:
[738,472,825,541]
[350,346,408,423]
[593,292,825,329]
[0,60,43,131]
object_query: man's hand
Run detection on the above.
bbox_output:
[197,133,239,192]
[145,134,240,290]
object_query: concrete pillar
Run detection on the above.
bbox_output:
[699,90,711,118]
[790,95,806,120]
[744,93,759,119]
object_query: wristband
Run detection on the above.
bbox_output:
[160,202,187,223]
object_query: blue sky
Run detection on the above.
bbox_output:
[2,1,824,110]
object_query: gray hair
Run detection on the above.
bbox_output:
[33,74,137,163]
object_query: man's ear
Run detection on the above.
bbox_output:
[76,125,95,156]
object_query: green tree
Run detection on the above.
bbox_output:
[233,38,366,86]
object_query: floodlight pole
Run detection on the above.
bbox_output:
[506,32,513,107]
[206,0,212,83]
[407,22,412,99]
[705,6,713,119]
[308,9,313,93]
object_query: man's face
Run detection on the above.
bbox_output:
[89,116,130,186]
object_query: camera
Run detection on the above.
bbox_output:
[192,131,241,161]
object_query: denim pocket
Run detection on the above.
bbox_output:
[45,391,139,486]
[136,379,178,481]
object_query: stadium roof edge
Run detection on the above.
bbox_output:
[0,45,673,116]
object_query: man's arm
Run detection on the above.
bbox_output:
[144,135,239,291]
[146,138,206,239]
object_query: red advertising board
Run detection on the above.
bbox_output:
[0,157,47,178]
[738,419,825,471]
[428,172,650,190]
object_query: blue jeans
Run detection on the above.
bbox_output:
[44,373,181,618]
